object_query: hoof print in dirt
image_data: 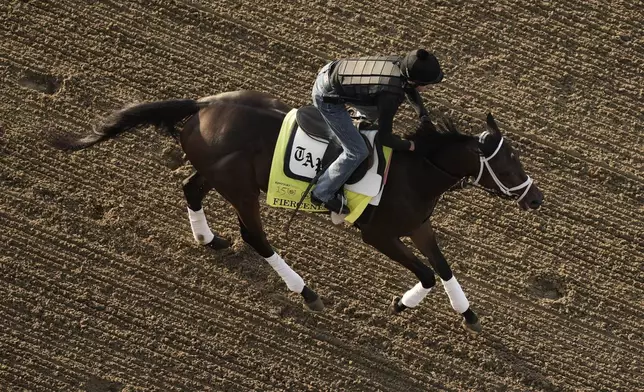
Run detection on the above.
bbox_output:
[18,69,62,95]
[528,272,566,301]
[89,203,107,220]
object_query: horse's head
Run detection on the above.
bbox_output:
[474,113,543,210]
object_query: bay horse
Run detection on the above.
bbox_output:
[52,91,543,333]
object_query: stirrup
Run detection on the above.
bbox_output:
[311,193,350,215]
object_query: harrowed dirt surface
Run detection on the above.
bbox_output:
[1,1,642,391]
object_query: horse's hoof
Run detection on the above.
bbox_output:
[301,286,324,312]
[462,319,482,334]
[388,297,406,315]
[305,297,325,312]
[205,235,230,250]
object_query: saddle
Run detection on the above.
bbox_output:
[266,106,393,223]
[293,105,384,185]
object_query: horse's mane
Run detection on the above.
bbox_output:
[405,115,476,154]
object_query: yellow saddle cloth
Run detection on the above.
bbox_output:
[266,108,392,224]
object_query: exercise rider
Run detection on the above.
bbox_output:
[310,49,444,214]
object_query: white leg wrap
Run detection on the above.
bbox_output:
[442,276,469,314]
[265,253,305,294]
[188,207,215,245]
[401,282,432,308]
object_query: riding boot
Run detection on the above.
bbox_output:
[311,192,350,215]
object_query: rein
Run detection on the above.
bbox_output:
[448,178,517,200]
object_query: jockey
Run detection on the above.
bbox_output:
[310,49,444,215]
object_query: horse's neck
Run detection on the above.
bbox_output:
[410,139,479,200]
[431,139,480,179]
[387,138,479,204]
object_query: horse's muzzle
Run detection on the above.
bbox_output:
[519,185,544,210]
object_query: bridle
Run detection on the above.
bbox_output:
[450,131,533,202]
[465,131,534,203]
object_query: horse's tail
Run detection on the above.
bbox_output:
[51,99,205,151]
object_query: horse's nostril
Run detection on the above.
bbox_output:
[530,199,542,208]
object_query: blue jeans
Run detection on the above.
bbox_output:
[311,62,369,202]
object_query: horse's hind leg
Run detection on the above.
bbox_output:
[208,156,324,311]
[232,198,323,311]
[182,171,230,250]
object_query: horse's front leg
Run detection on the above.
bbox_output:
[361,231,436,313]
[410,220,482,333]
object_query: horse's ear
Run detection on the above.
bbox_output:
[486,112,502,136]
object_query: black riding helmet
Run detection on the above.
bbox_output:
[400,49,444,85]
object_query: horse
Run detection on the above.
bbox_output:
[52,90,543,333]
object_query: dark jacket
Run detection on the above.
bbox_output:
[329,57,429,150]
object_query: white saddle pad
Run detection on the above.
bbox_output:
[286,127,383,197]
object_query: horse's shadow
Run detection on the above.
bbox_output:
[483,333,561,391]
[204,236,270,283]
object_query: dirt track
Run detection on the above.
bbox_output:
[1,1,643,391]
